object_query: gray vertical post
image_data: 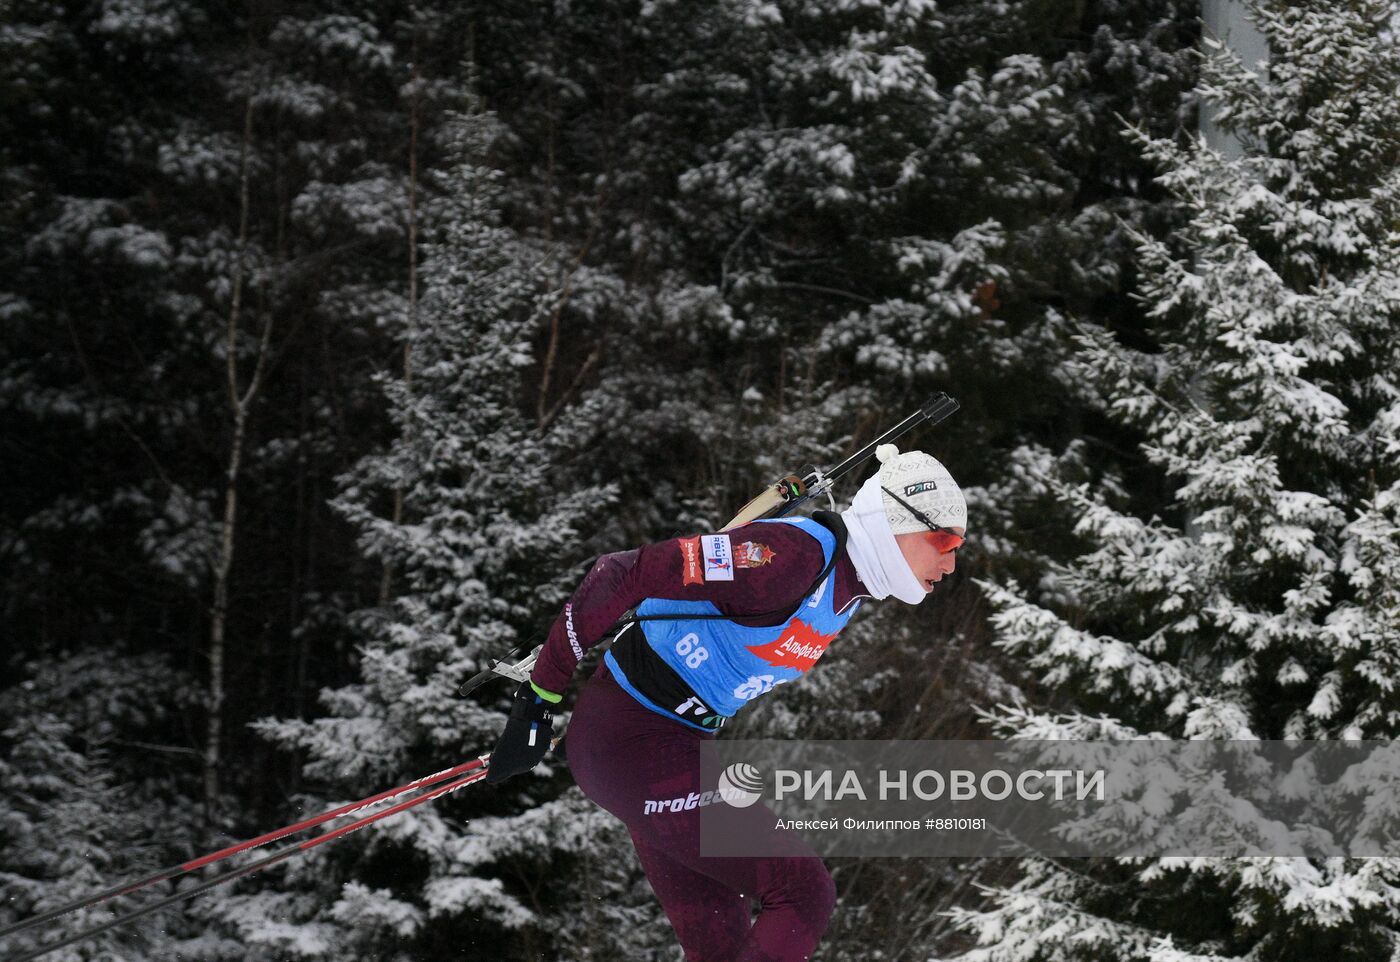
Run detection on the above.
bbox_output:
[1199,0,1270,158]
[1180,1,1271,550]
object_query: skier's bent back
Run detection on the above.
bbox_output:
[486,445,967,961]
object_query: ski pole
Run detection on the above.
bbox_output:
[0,755,489,940]
[2,765,492,962]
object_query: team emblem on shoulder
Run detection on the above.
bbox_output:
[735,541,775,567]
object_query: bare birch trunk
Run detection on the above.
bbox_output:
[206,92,273,824]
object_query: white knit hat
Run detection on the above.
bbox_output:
[875,444,967,534]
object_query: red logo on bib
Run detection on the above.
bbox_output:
[745,618,836,672]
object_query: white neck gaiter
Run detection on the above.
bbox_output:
[839,472,928,605]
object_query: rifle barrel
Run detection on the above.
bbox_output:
[819,392,959,487]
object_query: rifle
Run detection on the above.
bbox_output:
[458,393,960,695]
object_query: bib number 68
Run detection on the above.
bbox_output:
[675,632,709,670]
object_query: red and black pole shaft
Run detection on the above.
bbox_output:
[4,765,491,962]
[0,755,489,944]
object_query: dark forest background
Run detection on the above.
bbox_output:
[6,1,1399,959]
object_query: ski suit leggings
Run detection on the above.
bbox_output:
[567,659,836,962]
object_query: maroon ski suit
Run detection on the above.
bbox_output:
[533,520,871,962]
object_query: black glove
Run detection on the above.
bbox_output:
[485,681,556,783]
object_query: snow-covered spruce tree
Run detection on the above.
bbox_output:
[0,651,203,957]
[588,3,1198,959]
[246,91,640,960]
[605,0,1199,686]
[0,0,464,829]
[947,2,1400,959]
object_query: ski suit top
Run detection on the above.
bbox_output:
[530,516,872,729]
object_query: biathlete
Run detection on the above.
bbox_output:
[486,444,967,961]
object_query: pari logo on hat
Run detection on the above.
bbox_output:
[876,444,966,535]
